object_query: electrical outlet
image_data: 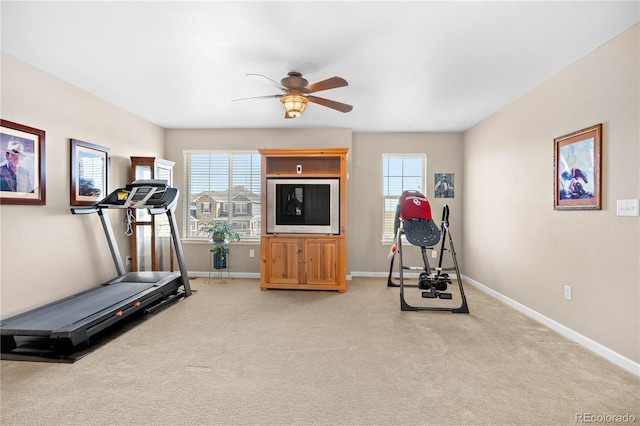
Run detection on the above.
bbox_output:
[564,285,572,301]
[125,256,132,265]
[431,250,438,259]
[249,249,255,258]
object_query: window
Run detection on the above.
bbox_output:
[234,202,248,214]
[184,151,262,239]
[382,154,427,240]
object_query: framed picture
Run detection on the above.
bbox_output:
[0,120,46,205]
[554,123,602,210]
[70,139,110,206]
[434,173,454,198]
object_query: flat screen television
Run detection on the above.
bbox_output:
[266,178,340,234]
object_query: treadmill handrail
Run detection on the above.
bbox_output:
[71,207,99,215]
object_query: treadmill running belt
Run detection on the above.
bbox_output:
[1,282,155,333]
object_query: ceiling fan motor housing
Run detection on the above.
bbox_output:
[281,72,309,93]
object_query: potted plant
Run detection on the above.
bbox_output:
[199,220,241,269]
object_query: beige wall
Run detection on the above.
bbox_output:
[164,128,353,274]
[0,53,165,317]
[349,132,463,274]
[163,130,463,276]
[463,24,639,363]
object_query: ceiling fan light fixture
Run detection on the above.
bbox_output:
[281,94,308,118]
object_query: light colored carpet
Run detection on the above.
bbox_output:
[1,277,638,425]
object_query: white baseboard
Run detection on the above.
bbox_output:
[351,270,421,279]
[462,274,640,377]
[190,272,350,280]
[188,271,260,279]
[350,271,388,278]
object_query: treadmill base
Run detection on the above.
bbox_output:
[1,290,186,363]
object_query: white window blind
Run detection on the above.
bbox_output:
[184,151,261,240]
[382,154,427,239]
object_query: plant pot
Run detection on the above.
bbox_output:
[211,234,226,243]
[213,251,227,269]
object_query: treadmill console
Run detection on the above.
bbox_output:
[99,180,177,209]
[125,185,158,208]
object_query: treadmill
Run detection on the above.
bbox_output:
[0,180,193,352]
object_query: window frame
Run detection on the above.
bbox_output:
[183,150,262,242]
[381,153,427,242]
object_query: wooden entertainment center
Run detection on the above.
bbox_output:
[259,148,348,292]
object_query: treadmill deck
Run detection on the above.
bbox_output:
[0,272,182,345]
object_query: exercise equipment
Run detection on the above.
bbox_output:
[387,190,468,313]
[0,180,193,353]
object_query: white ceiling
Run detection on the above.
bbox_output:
[1,1,638,132]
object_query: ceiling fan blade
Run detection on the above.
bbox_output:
[305,77,348,93]
[307,95,353,113]
[246,74,287,91]
[231,94,282,103]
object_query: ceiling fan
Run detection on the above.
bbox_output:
[232,71,353,119]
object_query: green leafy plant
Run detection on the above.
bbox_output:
[199,220,241,255]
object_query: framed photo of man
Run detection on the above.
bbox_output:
[434,173,454,198]
[0,119,46,205]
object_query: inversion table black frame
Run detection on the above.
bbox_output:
[388,204,469,313]
[0,180,193,352]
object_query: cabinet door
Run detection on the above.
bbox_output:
[304,239,338,285]
[269,238,301,284]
